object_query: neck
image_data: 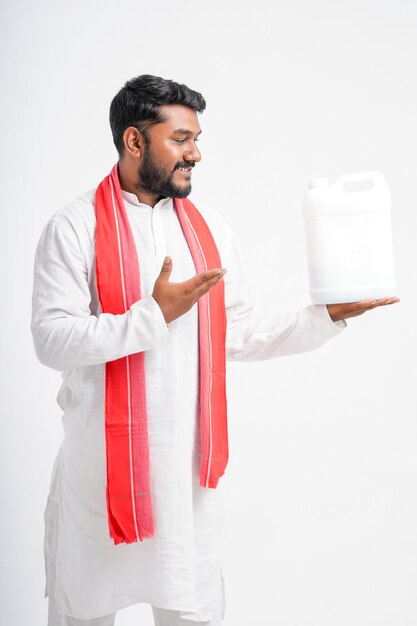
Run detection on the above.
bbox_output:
[117,160,162,208]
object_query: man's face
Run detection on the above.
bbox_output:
[136,104,202,199]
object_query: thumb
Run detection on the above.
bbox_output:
[158,256,172,282]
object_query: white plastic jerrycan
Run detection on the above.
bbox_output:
[301,171,397,304]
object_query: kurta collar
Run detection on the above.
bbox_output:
[121,189,172,211]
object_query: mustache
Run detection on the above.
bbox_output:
[174,162,195,171]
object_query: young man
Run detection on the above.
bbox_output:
[31,74,399,626]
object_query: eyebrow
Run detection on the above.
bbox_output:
[172,128,203,136]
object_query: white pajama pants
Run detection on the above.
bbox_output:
[47,576,225,626]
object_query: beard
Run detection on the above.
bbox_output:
[135,143,193,199]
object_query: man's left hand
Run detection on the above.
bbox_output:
[327,296,400,322]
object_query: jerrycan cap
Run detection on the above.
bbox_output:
[309,178,329,188]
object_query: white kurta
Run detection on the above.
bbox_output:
[31,187,347,622]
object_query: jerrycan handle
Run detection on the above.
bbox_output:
[334,171,386,193]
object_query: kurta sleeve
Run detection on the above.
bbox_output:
[224,224,347,361]
[31,220,170,372]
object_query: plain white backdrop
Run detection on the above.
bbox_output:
[1,1,416,624]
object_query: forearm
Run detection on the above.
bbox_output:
[31,295,170,371]
[31,220,170,372]
[226,303,346,362]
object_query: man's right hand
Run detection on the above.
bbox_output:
[152,256,227,325]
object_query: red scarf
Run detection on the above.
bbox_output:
[95,164,228,544]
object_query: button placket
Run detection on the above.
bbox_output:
[152,206,167,270]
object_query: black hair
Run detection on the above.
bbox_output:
[109,74,206,156]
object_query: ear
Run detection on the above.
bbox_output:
[122,126,145,158]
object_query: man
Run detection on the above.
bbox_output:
[31,74,399,626]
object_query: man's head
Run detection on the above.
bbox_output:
[110,75,206,199]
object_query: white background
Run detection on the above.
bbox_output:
[1,1,416,624]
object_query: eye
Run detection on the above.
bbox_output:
[173,138,200,144]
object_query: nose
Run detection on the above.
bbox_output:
[184,141,201,164]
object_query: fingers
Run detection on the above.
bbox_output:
[372,297,400,305]
[187,268,227,297]
[158,256,173,282]
[335,296,400,319]
[329,295,400,321]
[359,297,400,310]
[359,299,378,311]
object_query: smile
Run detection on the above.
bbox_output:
[177,167,192,172]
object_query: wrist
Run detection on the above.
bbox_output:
[326,304,338,322]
